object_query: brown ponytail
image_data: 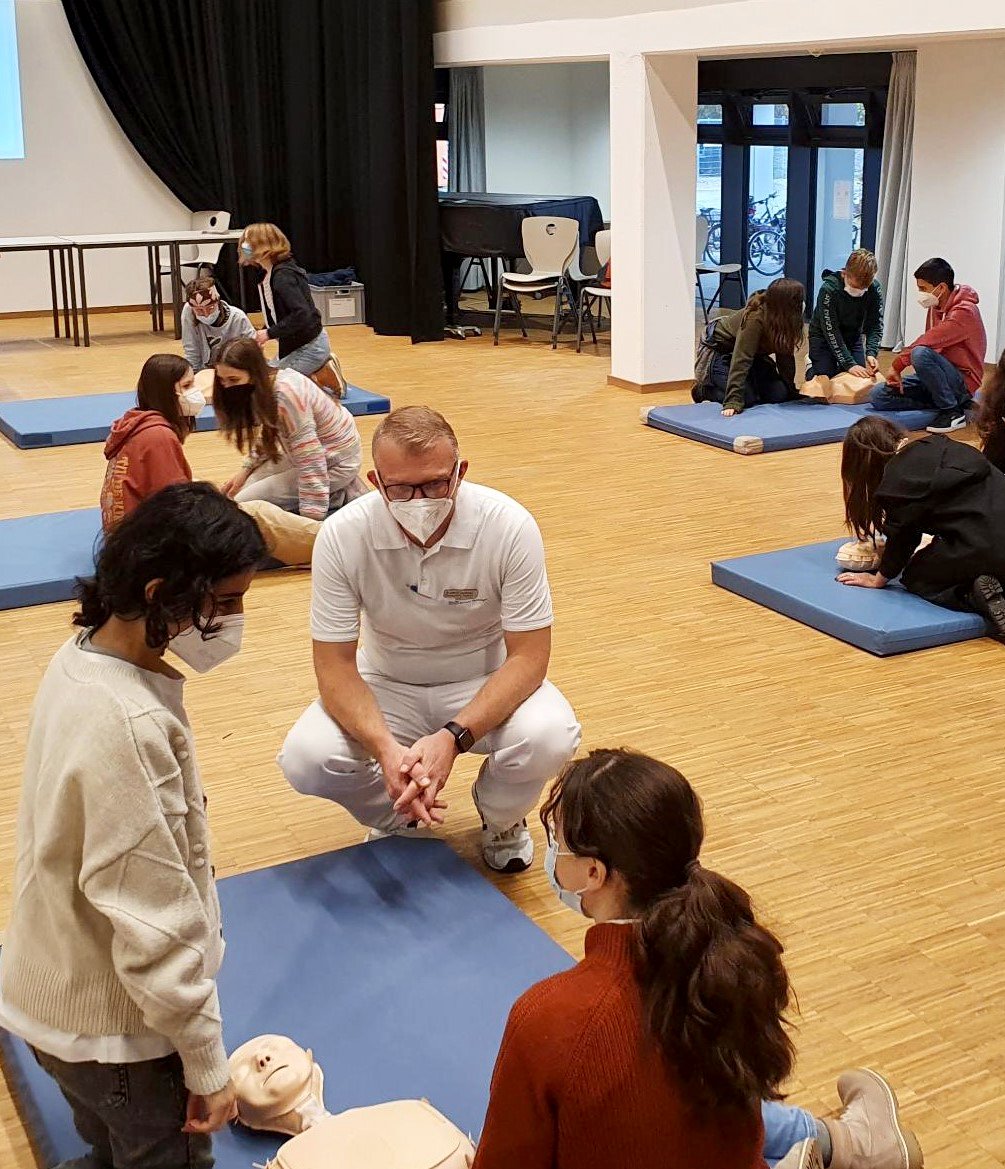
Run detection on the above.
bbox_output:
[212,337,283,462]
[541,749,794,1113]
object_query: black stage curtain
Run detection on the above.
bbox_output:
[62,0,443,342]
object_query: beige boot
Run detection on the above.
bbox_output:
[824,1069,923,1169]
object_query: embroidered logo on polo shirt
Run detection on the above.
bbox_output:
[443,588,479,601]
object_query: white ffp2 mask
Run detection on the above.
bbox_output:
[169,614,244,673]
[917,291,939,309]
[387,497,455,545]
[843,282,867,298]
[178,387,207,417]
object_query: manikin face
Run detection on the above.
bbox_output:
[229,1034,317,1121]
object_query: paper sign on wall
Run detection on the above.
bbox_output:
[833,180,852,222]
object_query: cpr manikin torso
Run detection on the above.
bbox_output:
[802,370,884,404]
[229,1036,474,1169]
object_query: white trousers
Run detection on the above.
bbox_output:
[278,672,581,831]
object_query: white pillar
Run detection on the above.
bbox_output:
[609,51,697,391]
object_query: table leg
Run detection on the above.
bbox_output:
[59,248,70,340]
[170,242,182,340]
[238,259,248,312]
[77,248,90,347]
[67,248,80,346]
[146,246,158,333]
[153,245,165,331]
[47,249,60,338]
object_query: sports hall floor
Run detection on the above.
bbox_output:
[1,310,1003,1168]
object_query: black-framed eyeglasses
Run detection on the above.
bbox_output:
[378,462,458,503]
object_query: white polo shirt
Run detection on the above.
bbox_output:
[310,481,554,685]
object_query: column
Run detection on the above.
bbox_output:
[609,51,698,391]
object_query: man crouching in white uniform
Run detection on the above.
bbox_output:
[279,406,581,872]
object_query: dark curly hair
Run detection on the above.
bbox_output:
[73,482,266,650]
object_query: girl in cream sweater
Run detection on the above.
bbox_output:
[0,482,265,1167]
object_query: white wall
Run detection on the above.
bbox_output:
[907,38,1005,356]
[483,62,611,218]
[0,0,189,314]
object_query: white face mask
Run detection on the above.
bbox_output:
[200,306,222,326]
[178,387,207,417]
[917,290,940,309]
[380,463,460,546]
[544,837,588,916]
[843,281,867,298]
[169,613,244,673]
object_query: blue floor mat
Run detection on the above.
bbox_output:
[711,538,986,654]
[644,401,938,454]
[0,838,573,1168]
[0,508,101,610]
[0,386,391,449]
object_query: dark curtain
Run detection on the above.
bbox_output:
[62,0,444,342]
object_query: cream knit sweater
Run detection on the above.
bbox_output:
[1,634,228,1095]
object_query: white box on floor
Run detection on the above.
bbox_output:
[309,282,365,326]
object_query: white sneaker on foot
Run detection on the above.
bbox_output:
[364,822,435,844]
[472,788,533,873]
[826,1068,924,1169]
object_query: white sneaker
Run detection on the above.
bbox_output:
[472,787,534,873]
[364,822,435,844]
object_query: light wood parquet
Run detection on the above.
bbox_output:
[0,309,1003,1167]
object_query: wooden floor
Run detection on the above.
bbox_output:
[1,309,1003,1168]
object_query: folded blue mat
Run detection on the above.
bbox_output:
[0,386,391,449]
[0,508,101,610]
[711,538,986,654]
[0,838,573,1167]
[644,401,938,454]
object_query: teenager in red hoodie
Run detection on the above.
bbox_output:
[869,257,986,435]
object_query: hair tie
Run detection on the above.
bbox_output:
[685,859,700,879]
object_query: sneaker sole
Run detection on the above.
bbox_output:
[926,418,967,433]
[852,1068,924,1169]
[973,575,1005,641]
[484,854,532,875]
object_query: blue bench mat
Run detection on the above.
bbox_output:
[0,837,573,1168]
[711,538,986,655]
[644,401,938,454]
[0,508,101,611]
[0,386,391,449]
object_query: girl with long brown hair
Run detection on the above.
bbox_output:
[472,748,922,1169]
[838,415,1005,640]
[694,278,811,416]
[214,337,366,521]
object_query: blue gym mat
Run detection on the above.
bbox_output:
[0,386,391,449]
[0,838,573,1168]
[0,507,101,610]
[711,538,987,655]
[643,401,938,454]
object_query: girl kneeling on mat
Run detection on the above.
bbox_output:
[693,278,808,417]
[214,337,366,521]
[838,415,1005,640]
[0,484,266,1164]
[473,748,922,1169]
[101,352,324,566]
[238,221,346,396]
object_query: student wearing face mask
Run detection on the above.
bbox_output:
[870,257,987,434]
[806,250,884,380]
[213,337,366,521]
[472,748,924,1169]
[180,275,256,374]
[101,352,322,567]
[278,406,581,873]
[0,483,266,1168]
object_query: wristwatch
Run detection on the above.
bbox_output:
[443,721,475,753]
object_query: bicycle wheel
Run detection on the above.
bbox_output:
[705,223,721,264]
[749,228,784,276]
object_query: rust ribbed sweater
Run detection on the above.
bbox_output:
[473,922,768,1169]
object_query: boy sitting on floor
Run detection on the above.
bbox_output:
[869,256,987,434]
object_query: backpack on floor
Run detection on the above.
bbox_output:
[266,1100,475,1169]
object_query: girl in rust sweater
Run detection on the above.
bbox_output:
[473,749,922,1169]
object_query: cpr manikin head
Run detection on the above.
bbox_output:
[368,406,469,548]
[229,1035,327,1135]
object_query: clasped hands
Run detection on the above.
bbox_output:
[378,730,461,827]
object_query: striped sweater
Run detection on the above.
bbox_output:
[244,369,363,520]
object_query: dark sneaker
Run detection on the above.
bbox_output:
[926,408,967,433]
[972,575,1005,642]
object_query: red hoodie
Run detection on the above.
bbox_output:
[101,409,191,533]
[892,284,987,393]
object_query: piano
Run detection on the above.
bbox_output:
[439,192,605,325]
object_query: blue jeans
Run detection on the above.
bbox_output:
[807,335,866,379]
[271,329,332,375]
[762,1101,817,1167]
[869,345,970,412]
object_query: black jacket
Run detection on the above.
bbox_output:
[253,256,323,358]
[878,436,1005,593]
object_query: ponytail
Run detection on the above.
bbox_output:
[639,863,794,1111]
